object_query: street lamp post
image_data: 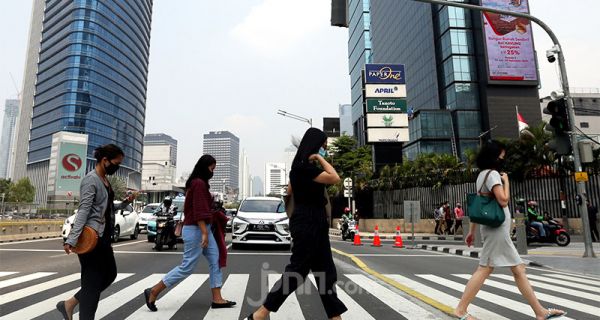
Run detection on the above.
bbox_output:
[277,109,313,127]
[407,0,595,258]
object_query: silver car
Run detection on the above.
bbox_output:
[231,197,290,249]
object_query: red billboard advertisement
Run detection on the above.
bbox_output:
[482,0,537,82]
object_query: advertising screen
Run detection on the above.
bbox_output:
[365,64,406,84]
[482,0,537,82]
[55,142,87,196]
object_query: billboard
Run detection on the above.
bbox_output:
[365,64,406,84]
[482,0,537,82]
[365,84,407,98]
[366,99,407,113]
[367,128,409,143]
[366,113,409,128]
[55,142,87,196]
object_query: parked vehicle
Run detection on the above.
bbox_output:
[138,203,161,231]
[231,197,290,249]
[225,209,237,232]
[62,201,140,242]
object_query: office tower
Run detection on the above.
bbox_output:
[12,0,153,204]
[0,99,20,179]
[265,163,286,196]
[142,133,178,191]
[203,131,240,195]
[339,104,353,136]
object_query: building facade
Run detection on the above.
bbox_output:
[142,133,178,201]
[239,150,251,200]
[265,162,286,196]
[339,104,353,136]
[203,131,240,196]
[12,0,153,204]
[0,99,20,179]
[346,0,541,160]
[541,89,600,144]
[251,176,264,197]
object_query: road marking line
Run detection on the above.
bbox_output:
[308,275,375,320]
[525,274,599,293]
[125,274,208,320]
[1,273,132,320]
[0,272,55,289]
[346,274,437,319]
[268,273,305,320]
[331,247,455,315]
[352,254,448,257]
[385,274,509,320]
[113,240,147,247]
[0,271,18,277]
[542,273,600,286]
[0,273,80,304]
[0,248,292,255]
[0,238,61,246]
[203,274,248,320]
[416,275,576,320]
[453,274,600,316]
[491,274,600,302]
[78,273,165,319]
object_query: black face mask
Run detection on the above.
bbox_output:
[207,171,214,180]
[496,158,506,171]
[105,161,120,175]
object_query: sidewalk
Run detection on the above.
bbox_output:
[329,228,464,241]
[419,242,600,277]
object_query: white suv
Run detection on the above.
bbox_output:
[231,197,290,249]
[62,201,140,243]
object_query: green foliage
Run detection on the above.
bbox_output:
[7,178,35,203]
[328,135,373,194]
[0,178,12,197]
[224,202,240,209]
[107,176,127,200]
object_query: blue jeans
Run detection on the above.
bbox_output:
[162,224,222,288]
[530,221,546,237]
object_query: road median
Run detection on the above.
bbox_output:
[0,219,63,242]
[330,247,455,316]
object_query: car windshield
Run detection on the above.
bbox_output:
[239,200,285,213]
[142,206,157,213]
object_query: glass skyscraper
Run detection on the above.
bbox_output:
[13,0,153,203]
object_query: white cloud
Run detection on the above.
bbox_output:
[230,0,329,57]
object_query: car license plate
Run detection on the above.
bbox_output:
[254,224,270,231]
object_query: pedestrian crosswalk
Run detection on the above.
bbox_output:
[0,270,598,319]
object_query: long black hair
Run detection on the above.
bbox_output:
[185,154,216,189]
[476,140,506,170]
[291,127,327,169]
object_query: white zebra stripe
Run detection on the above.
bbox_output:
[0,273,80,304]
[268,273,305,320]
[525,274,599,293]
[346,274,437,319]
[0,272,18,277]
[543,273,600,287]
[416,275,576,320]
[385,274,509,320]
[1,273,133,320]
[490,274,600,302]
[453,274,600,316]
[0,272,55,289]
[308,274,375,320]
[125,274,208,320]
[203,274,249,320]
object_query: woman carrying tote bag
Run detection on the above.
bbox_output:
[455,141,565,320]
[57,144,135,320]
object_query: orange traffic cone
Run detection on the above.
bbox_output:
[394,226,404,248]
[372,225,382,247]
[352,224,363,246]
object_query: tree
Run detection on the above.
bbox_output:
[328,136,373,193]
[7,178,35,203]
[0,178,12,197]
[107,176,127,200]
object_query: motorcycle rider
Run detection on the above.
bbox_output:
[527,201,546,238]
[341,207,353,231]
[154,196,177,249]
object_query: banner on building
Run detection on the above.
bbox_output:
[365,64,406,84]
[366,99,407,113]
[366,128,410,143]
[366,113,409,128]
[365,84,407,98]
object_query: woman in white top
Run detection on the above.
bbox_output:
[454,140,565,320]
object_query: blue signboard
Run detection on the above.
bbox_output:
[365,64,406,84]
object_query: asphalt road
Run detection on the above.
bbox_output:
[1,233,598,320]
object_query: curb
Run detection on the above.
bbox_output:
[0,235,62,243]
[328,230,463,241]
[419,244,546,268]
[331,247,455,316]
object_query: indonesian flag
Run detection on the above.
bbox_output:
[517,112,529,132]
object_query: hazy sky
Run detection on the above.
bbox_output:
[1,0,599,180]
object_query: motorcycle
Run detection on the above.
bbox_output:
[340,218,357,241]
[154,209,178,251]
[512,219,570,246]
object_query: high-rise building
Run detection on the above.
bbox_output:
[203,131,240,195]
[12,0,153,204]
[142,134,178,202]
[239,150,251,200]
[265,163,286,196]
[0,99,20,179]
[251,176,264,196]
[339,104,353,136]
[344,0,542,160]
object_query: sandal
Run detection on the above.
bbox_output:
[144,288,157,312]
[55,301,72,320]
[457,313,475,320]
[544,308,566,319]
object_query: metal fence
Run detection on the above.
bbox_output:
[373,173,600,219]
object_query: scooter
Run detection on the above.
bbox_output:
[340,218,357,241]
[512,219,570,246]
[154,210,177,251]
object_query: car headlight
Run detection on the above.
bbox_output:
[275,218,290,234]
[233,217,249,233]
[64,219,69,225]
[158,222,166,228]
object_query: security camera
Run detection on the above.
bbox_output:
[546,50,556,63]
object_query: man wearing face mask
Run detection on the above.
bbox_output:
[58,144,136,320]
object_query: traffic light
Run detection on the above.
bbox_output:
[543,98,571,155]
